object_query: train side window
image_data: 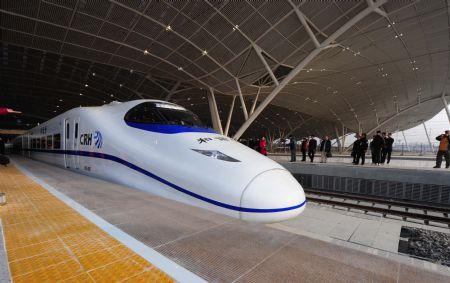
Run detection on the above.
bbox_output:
[47,135,53,149]
[75,123,78,139]
[41,137,46,149]
[53,134,61,149]
[66,123,70,139]
[36,138,40,149]
[32,138,36,149]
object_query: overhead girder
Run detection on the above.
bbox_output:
[233,0,388,139]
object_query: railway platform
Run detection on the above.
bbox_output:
[0,156,449,282]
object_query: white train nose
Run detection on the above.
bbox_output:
[239,169,306,223]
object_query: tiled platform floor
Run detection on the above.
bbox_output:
[7,157,450,282]
[0,165,173,282]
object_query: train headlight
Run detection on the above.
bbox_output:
[192,149,240,162]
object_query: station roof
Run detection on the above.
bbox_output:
[1,1,448,138]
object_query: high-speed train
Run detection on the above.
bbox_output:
[14,100,306,222]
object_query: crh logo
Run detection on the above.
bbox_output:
[94,131,103,148]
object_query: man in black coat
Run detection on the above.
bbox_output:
[289,135,296,162]
[351,134,360,164]
[382,132,394,164]
[355,133,368,165]
[319,136,332,163]
[371,131,384,165]
[308,135,317,163]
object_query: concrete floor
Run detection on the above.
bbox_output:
[6,157,450,282]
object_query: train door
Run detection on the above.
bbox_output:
[27,134,31,157]
[74,118,80,169]
[64,118,74,168]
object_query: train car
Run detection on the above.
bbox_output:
[15,100,306,222]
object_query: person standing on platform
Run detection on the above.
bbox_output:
[355,133,368,165]
[260,136,267,156]
[372,131,384,166]
[308,135,317,162]
[319,136,331,163]
[370,135,376,164]
[300,137,308,161]
[351,134,360,164]
[289,135,297,162]
[382,133,394,164]
[380,132,387,163]
[433,130,450,169]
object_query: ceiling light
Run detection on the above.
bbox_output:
[119,84,123,87]
[56,105,59,108]
[177,66,183,71]
[79,93,83,96]
[85,84,88,87]
[110,94,114,97]
[232,25,239,31]
[92,72,95,76]
[165,25,172,31]
[143,49,149,55]
[202,50,207,55]
[59,99,63,102]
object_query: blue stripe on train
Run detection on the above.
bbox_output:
[26,149,307,213]
[125,122,217,134]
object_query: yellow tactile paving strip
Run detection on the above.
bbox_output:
[0,165,174,282]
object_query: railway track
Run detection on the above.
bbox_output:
[305,189,450,227]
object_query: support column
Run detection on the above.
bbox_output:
[207,88,223,134]
[341,125,346,153]
[164,81,181,101]
[422,122,434,153]
[250,88,261,115]
[224,95,236,137]
[334,125,341,149]
[235,78,248,120]
[442,93,450,125]
[401,131,410,152]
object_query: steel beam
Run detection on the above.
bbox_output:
[334,125,341,149]
[442,93,450,125]
[341,125,347,152]
[207,88,223,134]
[402,131,410,152]
[423,122,434,153]
[285,117,314,137]
[232,0,387,140]
[235,78,249,120]
[224,95,236,136]
[250,88,261,115]
[287,0,321,48]
[253,45,279,86]
[165,81,181,101]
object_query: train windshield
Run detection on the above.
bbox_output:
[125,102,205,127]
